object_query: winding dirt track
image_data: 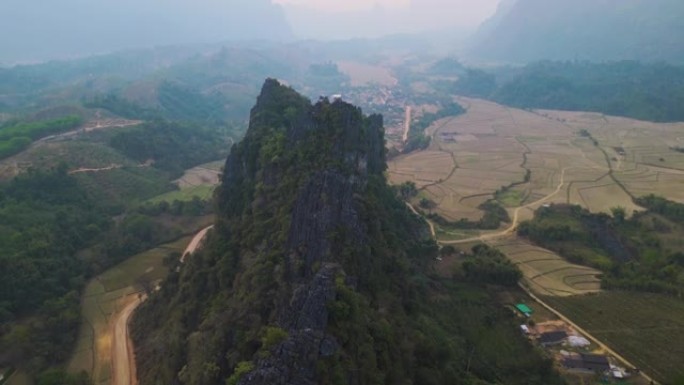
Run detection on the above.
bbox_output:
[441,168,571,245]
[110,226,213,385]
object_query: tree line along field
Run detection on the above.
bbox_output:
[388,97,684,233]
[543,292,684,385]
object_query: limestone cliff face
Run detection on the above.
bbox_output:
[131,79,563,385]
[216,79,388,384]
[132,79,431,385]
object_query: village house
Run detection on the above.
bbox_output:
[537,331,568,347]
[563,353,611,373]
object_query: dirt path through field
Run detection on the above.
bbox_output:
[441,167,571,244]
[112,297,142,385]
[406,202,435,238]
[402,106,412,143]
[109,226,213,385]
[69,164,122,174]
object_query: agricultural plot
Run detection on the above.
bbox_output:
[389,98,684,226]
[68,236,193,385]
[544,292,684,384]
[174,160,223,189]
[492,238,602,297]
[540,109,684,203]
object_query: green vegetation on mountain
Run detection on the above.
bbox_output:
[519,202,684,296]
[109,120,230,177]
[463,244,522,287]
[0,115,82,159]
[0,165,213,378]
[131,80,563,385]
[452,61,684,123]
[0,115,230,381]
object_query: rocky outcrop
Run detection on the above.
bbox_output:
[239,264,340,385]
[132,79,437,385]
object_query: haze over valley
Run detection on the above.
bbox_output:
[1,2,684,385]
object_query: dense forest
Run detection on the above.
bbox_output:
[0,114,230,381]
[109,120,230,177]
[452,61,684,123]
[131,80,563,385]
[518,201,684,296]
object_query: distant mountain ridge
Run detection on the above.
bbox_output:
[468,0,684,63]
[0,0,292,63]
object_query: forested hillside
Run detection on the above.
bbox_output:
[131,80,563,385]
[469,0,684,63]
[451,61,684,122]
[519,202,684,296]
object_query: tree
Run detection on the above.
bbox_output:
[611,206,626,224]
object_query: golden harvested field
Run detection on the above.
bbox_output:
[389,98,684,224]
[68,236,193,385]
[492,238,602,297]
[174,160,223,189]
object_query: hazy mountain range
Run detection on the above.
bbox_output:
[469,0,684,63]
[0,0,292,64]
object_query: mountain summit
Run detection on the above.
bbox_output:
[131,79,563,385]
[469,0,684,63]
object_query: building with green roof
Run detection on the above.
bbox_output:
[515,303,533,317]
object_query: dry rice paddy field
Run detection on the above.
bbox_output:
[68,236,193,385]
[544,293,684,384]
[390,98,684,385]
[491,238,602,297]
[174,160,223,189]
[389,97,684,227]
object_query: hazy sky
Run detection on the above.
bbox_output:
[273,0,499,39]
[275,0,501,38]
[0,0,500,63]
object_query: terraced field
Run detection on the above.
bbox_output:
[492,238,602,296]
[389,98,684,229]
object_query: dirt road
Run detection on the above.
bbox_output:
[37,119,142,144]
[180,226,213,263]
[441,168,571,245]
[406,202,435,238]
[69,164,122,174]
[402,106,412,143]
[112,297,142,385]
[109,226,213,385]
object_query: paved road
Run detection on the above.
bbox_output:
[110,226,213,385]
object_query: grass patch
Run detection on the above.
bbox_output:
[497,189,525,207]
[146,185,215,204]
